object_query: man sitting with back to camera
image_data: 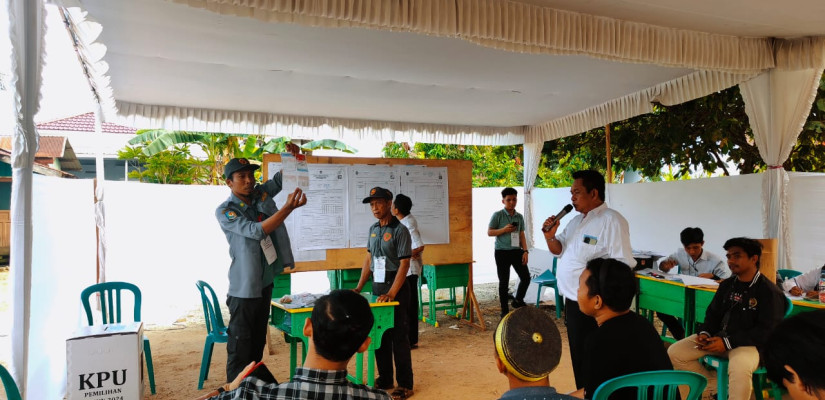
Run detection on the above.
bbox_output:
[494,307,579,400]
[657,227,731,340]
[207,290,391,400]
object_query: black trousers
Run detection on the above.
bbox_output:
[373,278,414,389]
[565,298,599,389]
[405,274,420,346]
[656,312,686,340]
[495,249,531,315]
[226,284,273,382]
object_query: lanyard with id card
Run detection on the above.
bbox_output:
[373,256,387,283]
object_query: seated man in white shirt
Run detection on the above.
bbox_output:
[658,227,731,280]
[656,227,731,340]
[781,264,824,298]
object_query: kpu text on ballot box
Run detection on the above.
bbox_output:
[66,322,145,400]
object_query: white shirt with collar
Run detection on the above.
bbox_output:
[555,202,636,300]
[659,247,731,279]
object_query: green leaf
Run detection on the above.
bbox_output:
[301,139,358,154]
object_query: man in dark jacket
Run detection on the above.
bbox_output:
[668,237,785,400]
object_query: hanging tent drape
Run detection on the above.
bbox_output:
[7,0,45,397]
[739,44,825,269]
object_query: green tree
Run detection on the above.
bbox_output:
[545,73,825,180]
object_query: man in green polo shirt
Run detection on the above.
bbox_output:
[488,187,530,318]
[354,187,414,399]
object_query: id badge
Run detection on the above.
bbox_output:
[261,236,278,265]
[374,256,387,283]
[510,231,520,247]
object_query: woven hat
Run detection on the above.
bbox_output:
[495,307,562,381]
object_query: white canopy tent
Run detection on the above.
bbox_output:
[7,0,825,397]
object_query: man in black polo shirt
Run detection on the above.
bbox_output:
[354,187,414,399]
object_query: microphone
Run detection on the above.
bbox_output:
[542,204,573,232]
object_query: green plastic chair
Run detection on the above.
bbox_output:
[592,370,707,400]
[532,258,563,319]
[0,364,22,400]
[777,269,803,282]
[80,281,156,395]
[195,280,229,390]
[699,296,793,400]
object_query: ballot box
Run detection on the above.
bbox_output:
[66,322,144,400]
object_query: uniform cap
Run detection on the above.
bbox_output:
[362,187,393,203]
[224,158,260,179]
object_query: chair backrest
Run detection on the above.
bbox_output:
[552,257,558,274]
[782,294,794,318]
[80,281,142,326]
[0,364,22,400]
[777,269,803,281]
[196,280,227,335]
[591,370,707,400]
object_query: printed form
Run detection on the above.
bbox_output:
[348,165,400,247]
[295,164,349,250]
[399,166,450,244]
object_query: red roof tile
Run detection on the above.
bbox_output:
[36,112,137,134]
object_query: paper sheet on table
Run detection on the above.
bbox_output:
[676,274,719,287]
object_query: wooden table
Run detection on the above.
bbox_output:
[270,294,396,386]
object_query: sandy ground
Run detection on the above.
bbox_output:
[0,269,577,400]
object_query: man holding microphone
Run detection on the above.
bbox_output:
[541,170,635,388]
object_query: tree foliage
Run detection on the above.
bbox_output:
[119,130,359,184]
[545,73,825,180]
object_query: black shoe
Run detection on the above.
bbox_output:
[375,378,394,390]
[511,299,527,308]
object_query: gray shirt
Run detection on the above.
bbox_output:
[489,208,525,250]
[216,172,294,298]
[367,217,412,274]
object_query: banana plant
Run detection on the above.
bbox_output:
[300,139,358,154]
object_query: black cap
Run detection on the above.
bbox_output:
[224,158,260,179]
[362,187,393,203]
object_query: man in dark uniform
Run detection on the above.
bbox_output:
[354,187,414,399]
[216,144,307,382]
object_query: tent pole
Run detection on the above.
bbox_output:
[605,124,612,182]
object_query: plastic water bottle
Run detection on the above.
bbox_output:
[819,271,825,303]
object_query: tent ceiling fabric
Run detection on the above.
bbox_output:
[57,0,825,144]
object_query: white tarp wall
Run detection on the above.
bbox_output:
[14,170,825,398]
[29,175,97,399]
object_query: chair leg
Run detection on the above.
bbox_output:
[418,277,424,321]
[199,338,214,389]
[535,285,542,307]
[143,337,156,395]
[554,287,563,319]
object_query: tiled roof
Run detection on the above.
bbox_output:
[36,112,137,134]
[0,136,83,170]
[0,136,65,158]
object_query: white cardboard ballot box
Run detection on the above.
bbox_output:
[66,322,144,400]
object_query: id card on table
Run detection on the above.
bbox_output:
[374,256,387,283]
[261,236,278,264]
